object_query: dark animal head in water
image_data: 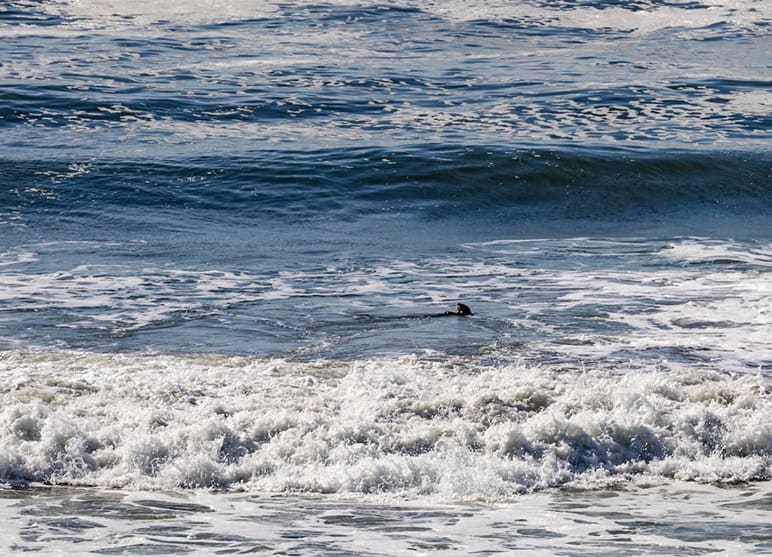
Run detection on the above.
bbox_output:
[455,303,473,316]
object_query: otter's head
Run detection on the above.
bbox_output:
[456,303,472,316]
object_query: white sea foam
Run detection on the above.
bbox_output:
[463,238,772,372]
[0,262,273,335]
[660,238,772,267]
[1,238,770,371]
[10,88,764,153]
[424,0,772,36]
[12,0,771,35]
[0,349,769,500]
[2,0,768,155]
[49,0,281,29]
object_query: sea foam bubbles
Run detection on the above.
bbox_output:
[1,349,769,500]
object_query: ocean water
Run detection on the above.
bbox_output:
[1,0,771,555]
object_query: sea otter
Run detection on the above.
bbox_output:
[356,302,474,322]
[444,303,473,316]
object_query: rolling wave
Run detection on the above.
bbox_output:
[2,147,770,223]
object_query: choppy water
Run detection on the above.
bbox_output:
[1,0,771,554]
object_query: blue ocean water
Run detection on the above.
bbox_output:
[1,1,771,554]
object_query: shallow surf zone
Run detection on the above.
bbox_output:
[1,350,769,499]
[2,483,771,556]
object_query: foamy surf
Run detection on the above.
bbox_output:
[2,237,769,370]
[1,349,769,500]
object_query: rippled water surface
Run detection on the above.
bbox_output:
[1,1,771,554]
[2,483,771,555]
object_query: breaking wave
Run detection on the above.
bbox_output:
[1,350,769,501]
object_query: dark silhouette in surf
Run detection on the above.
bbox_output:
[356,303,475,322]
[443,303,473,316]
